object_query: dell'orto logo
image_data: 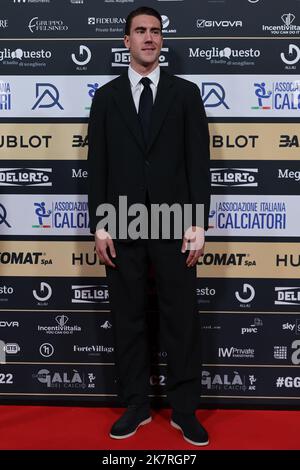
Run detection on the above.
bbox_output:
[275,287,300,305]
[33,282,52,302]
[111,47,169,67]
[71,285,109,303]
[71,45,91,66]
[32,83,63,110]
[235,283,255,304]
[201,82,229,109]
[211,168,258,187]
[0,168,52,187]
[281,44,300,66]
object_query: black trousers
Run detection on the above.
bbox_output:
[106,237,202,413]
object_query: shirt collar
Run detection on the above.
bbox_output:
[128,65,160,88]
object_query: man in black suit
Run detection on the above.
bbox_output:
[88,6,211,446]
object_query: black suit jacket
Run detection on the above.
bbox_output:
[87,70,211,237]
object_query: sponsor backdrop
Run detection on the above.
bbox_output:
[0,0,300,406]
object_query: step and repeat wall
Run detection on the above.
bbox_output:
[1,0,300,406]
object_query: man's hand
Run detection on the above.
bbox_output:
[95,229,116,268]
[181,226,205,267]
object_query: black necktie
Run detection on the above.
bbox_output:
[138,77,153,144]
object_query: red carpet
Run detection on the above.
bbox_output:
[0,406,299,450]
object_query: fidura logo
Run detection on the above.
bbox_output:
[0,168,52,187]
[71,285,109,303]
[211,168,258,187]
[252,80,300,110]
[32,199,89,230]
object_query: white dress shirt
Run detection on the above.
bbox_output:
[128,65,160,113]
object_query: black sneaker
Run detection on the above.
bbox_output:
[171,411,209,446]
[109,405,152,439]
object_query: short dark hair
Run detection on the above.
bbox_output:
[125,6,162,35]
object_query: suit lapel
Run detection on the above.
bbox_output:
[147,70,175,153]
[112,71,176,154]
[112,73,145,151]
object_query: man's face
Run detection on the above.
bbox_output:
[124,14,163,69]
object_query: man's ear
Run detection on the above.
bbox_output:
[124,35,130,49]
